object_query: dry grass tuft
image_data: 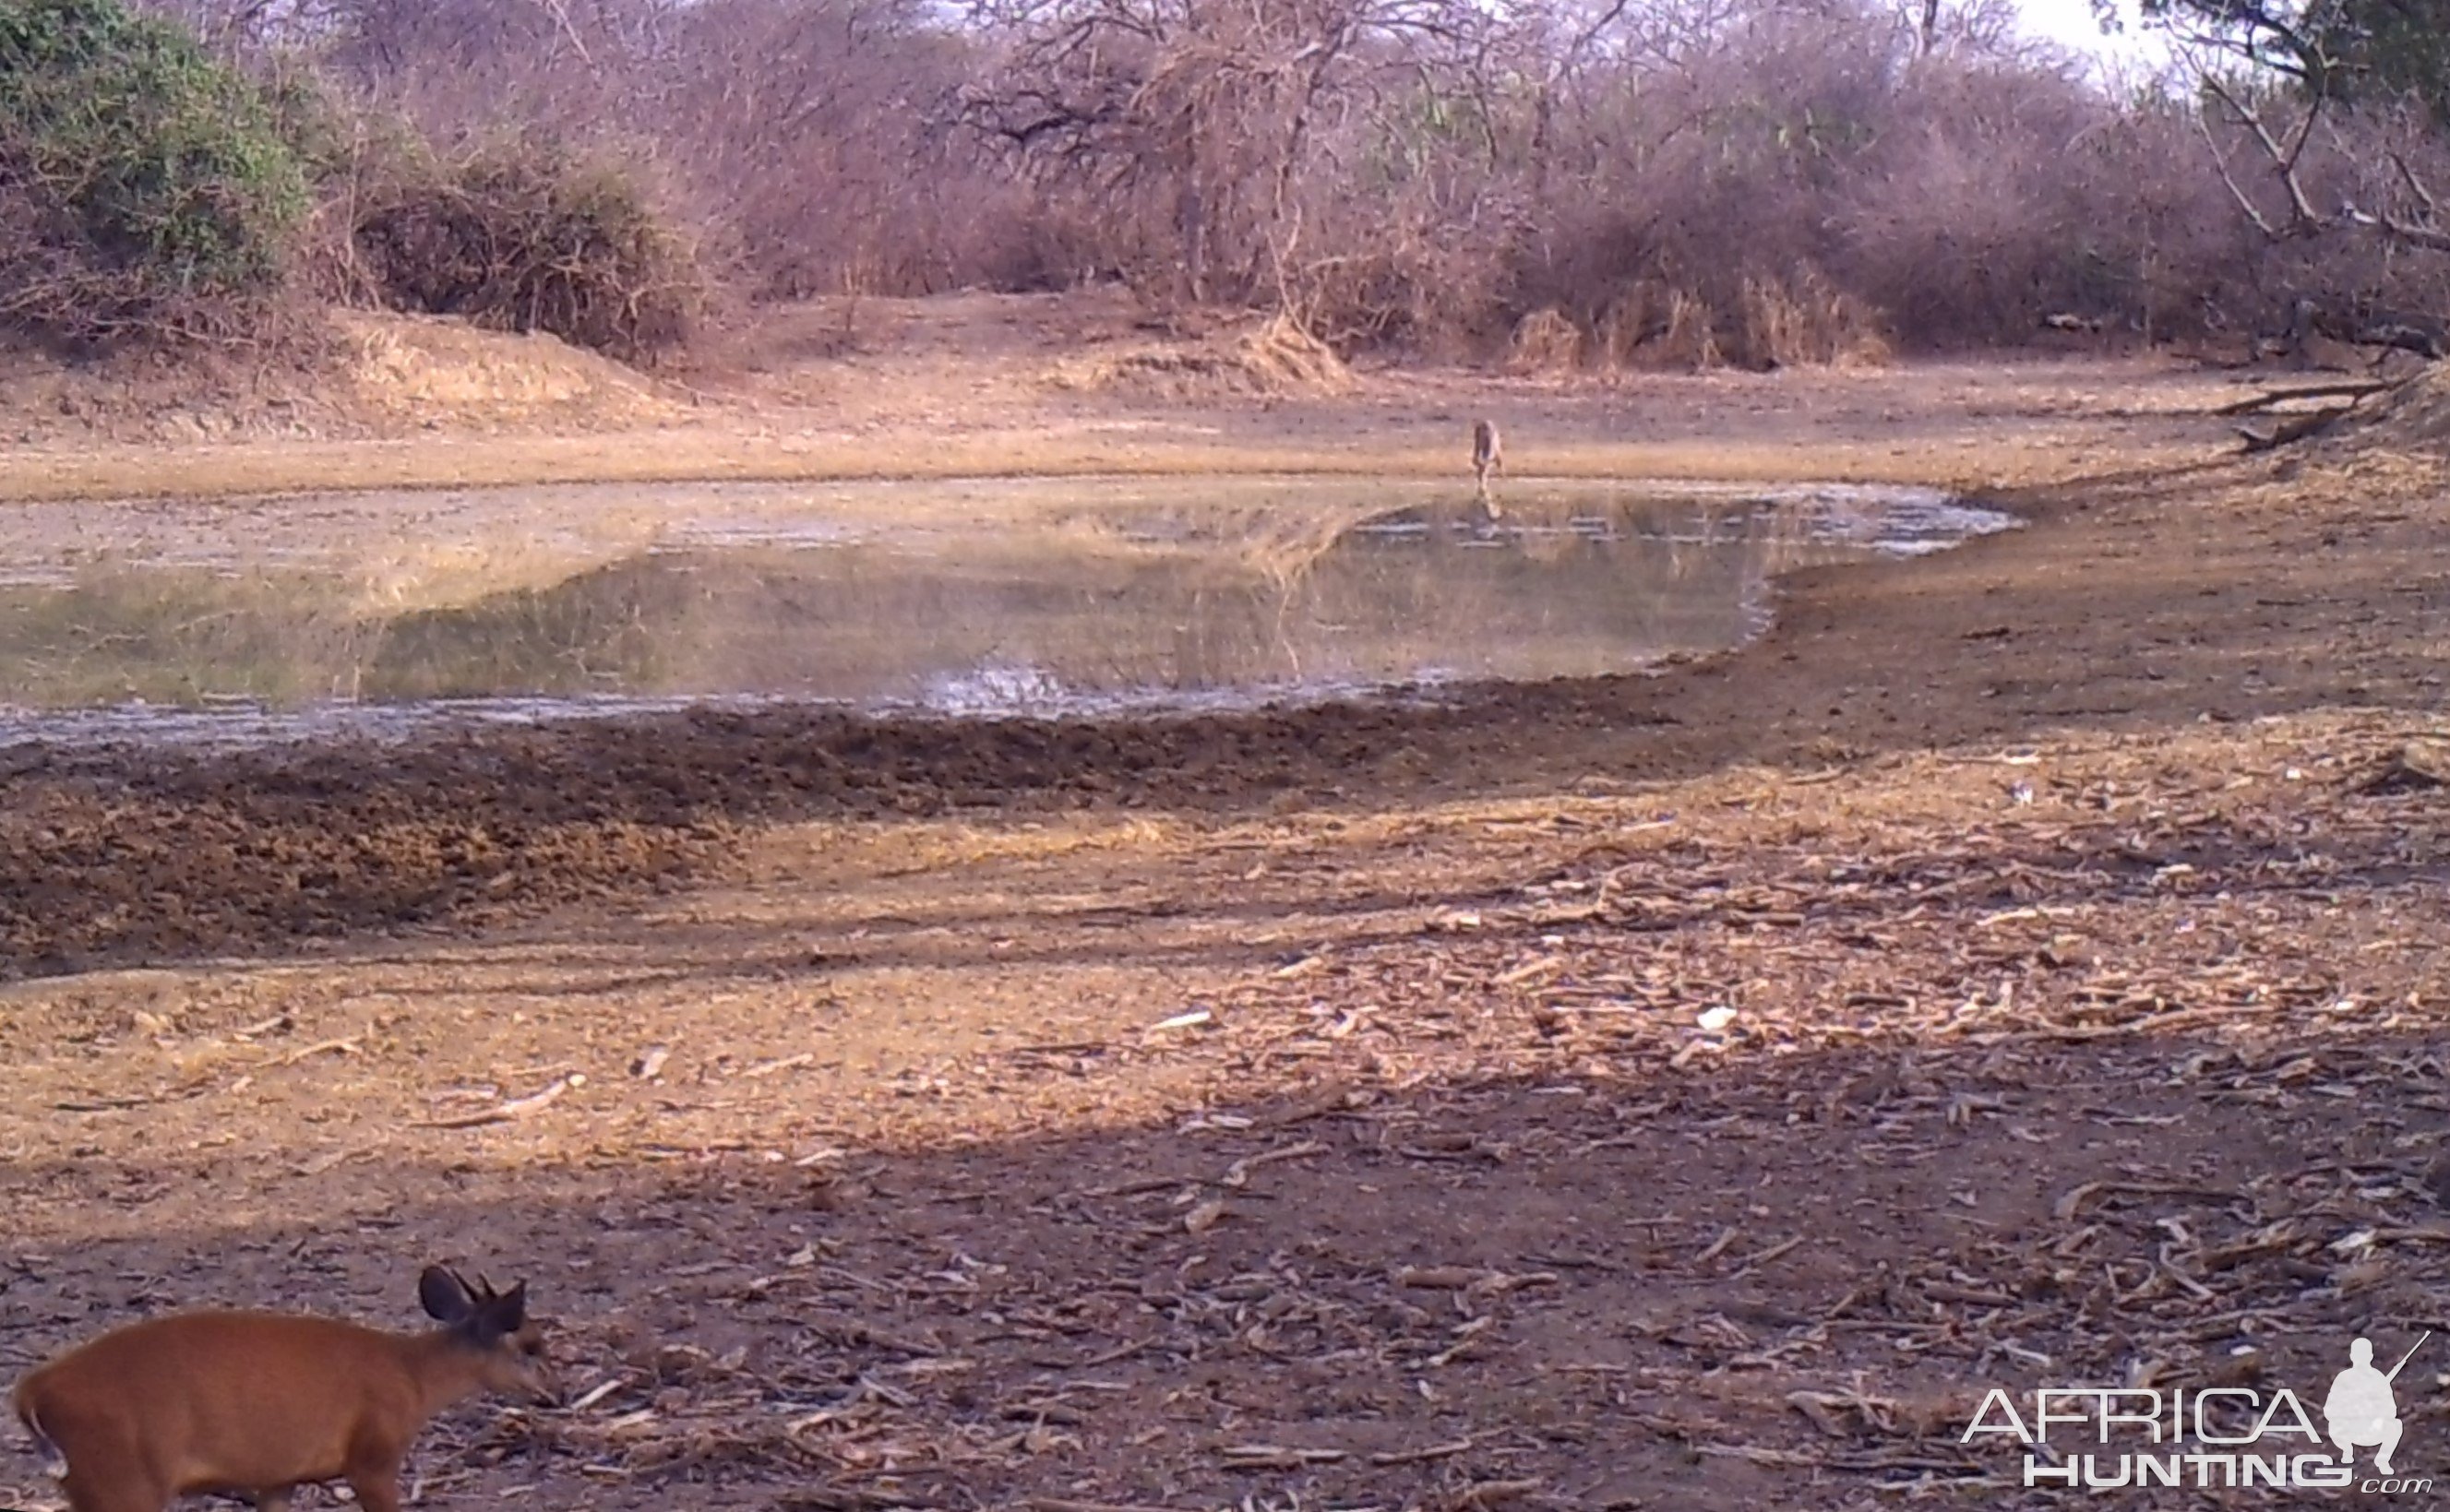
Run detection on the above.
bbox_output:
[1043,309,1353,399]
[1585,268,1888,374]
[1504,306,1584,375]
[1235,309,1355,393]
[334,310,691,433]
[1598,283,1722,372]
[1737,265,1894,370]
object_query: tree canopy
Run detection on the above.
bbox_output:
[2113,0,2450,120]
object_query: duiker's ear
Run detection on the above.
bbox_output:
[420,1266,476,1323]
[492,1280,529,1334]
[466,1279,529,1343]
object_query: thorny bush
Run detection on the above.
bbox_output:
[333,128,711,362]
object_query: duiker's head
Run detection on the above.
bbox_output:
[418,1265,556,1404]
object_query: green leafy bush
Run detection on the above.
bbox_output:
[0,0,308,344]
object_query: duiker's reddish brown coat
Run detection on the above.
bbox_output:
[12,1266,553,1512]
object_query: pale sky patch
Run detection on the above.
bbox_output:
[2008,0,2181,80]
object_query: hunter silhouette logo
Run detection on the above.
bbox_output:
[2326,1333,2428,1477]
[1964,1329,2436,1494]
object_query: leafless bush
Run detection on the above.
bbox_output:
[646,0,1007,297]
[1462,0,2450,363]
[2191,87,2450,338]
[296,0,1022,302]
[964,0,1519,316]
[92,0,2450,364]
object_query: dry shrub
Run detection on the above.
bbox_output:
[1595,289,1656,368]
[1598,283,1722,372]
[1660,292,1725,371]
[1488,12,2407,361]
[333,129,713,363]
[1263,195,1519,359]
[1236,311,1354,392]
[305,0,1028,305]
[1505,307,1584,375]
[1736,265,1893,369]
[1287,245,1508,359]
[1043,311,1351,399]
[159,0,2450,363]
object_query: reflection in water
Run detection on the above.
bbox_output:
[0,481,2015,734]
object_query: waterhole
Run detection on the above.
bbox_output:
[0,475,2014,745]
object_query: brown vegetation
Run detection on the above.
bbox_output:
[327,130,717,362]
[35,0,2430,375]
[1738,266,1894,371]
[1504,308,1584,376]
[1042,309,1355,399]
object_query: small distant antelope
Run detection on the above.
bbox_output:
[13,1266,555,1512]
[1468,418,1505,528]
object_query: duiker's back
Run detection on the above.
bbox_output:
[21,1313,420,1492]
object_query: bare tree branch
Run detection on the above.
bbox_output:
[2199,74,2325,231]
[2391,149,2441,220]
[2193,63,2450,265]
[2341,201,2450,253]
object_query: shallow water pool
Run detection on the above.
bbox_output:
[0,475,2015,745]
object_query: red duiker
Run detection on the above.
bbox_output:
[11,1265,556,1512]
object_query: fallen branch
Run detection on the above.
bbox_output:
[1441,1481,1545,1509]
[1371,1436,1477,1466]
[417,1076,576,1130]
[2212,378,2396,416]
[1219,1443,1348,1468]
[2237,404,2356,453]
[271,1035,362,1067]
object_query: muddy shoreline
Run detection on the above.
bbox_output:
[5,424,2432,983]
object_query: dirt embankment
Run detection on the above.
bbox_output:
[0,291,2223,502]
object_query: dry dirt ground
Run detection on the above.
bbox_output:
[3,295,2450,1511]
